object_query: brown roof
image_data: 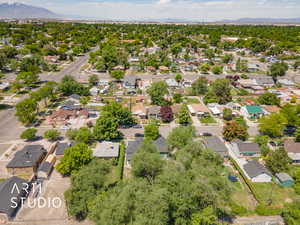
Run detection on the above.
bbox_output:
[50,109,88,120]
[262,105,280,113]
[190,104,210,113]
[132,103,147,115]
[284,140,300,153]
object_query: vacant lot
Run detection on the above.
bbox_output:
[253,183,300,207]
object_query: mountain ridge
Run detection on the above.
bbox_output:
[0,2,60,19]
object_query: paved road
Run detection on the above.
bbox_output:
[41,47,98,82]
[0,47,97,145]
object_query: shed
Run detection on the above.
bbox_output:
[275,172,294,187]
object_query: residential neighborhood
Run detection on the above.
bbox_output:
[0,19,299,225]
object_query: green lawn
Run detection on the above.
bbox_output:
[231,181,256,212]
[252,182,300,207]
[185,97,200,104]
[199,115,217,124]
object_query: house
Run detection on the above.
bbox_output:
[89,87,99,96]
[37,154,56,179]
[47,109,89,125]
[187,104,210,117]
[153,136,169,158]
[55,142,70,158]
[275,172,294,187]
[202,136,228,158]
[147,106,161,120]
[241,105,264,119]
[232,140,261,158]
[125,137,144,166]
[132,103,147,120]
[165,78,179,88]
[278,79,295,87]
[254,76,275,87]
[226,102,241,111]
[98,79,110,86]
[0,176,29,222]
[123,76,138,89]
[59,100,81,110]
[6,145,47,177]
[93,142,120,159]
[262,105,280,115]
[248,63,260,72]
[68,94,81,103]
[243,160,272,182]
[284,140,300,164]
[0,82,10,91]
[207,103,222,117]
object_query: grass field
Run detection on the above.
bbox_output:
[199,115,217,124]
[252,183,300,207]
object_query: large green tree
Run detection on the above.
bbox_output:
[56,143,92,176]
[147,81,169,106]
[259,113,287,138]
[93,112,121,141]
[191,77,208,96]
[15,98,37,125]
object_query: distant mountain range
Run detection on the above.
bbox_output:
[0,2,60,19]
[0,2,300,24]
[217,17,300,24]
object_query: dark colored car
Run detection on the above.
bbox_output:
[200,132,213,137]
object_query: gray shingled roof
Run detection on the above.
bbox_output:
[237,142,261,154]
[55,142,70,156]
[0,176,28,219]
[203,136,228,157]
[153,136,169,153]
[125,137,143,161]
[243,161,271,179]
[38,161,53,174]
[6,145,47,168]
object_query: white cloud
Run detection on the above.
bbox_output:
[157,0,172,4]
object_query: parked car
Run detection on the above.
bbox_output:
[132,124,143,129]
[199,132,212,137]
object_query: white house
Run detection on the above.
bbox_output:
[243,160,272,183]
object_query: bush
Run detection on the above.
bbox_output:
[255,204,282,216]
[44,129,60,141]
[229,201,249,216]
[20,128,37,141]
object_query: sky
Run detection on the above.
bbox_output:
[2,0,300,21]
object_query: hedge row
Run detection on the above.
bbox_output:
[117,142,125,180]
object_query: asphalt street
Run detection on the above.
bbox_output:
[0,48,97,144]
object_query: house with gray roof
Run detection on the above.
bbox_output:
[0,176,29,222]
[125,137,144,167]
[125,136,169,166]
[6,145,47,176]
[254,76,275,87]
[202,136,228,158]
[147,106,161,120]
[243,160,272,182]
[93,142,120,159]
[123,75,138,89]
[232,140,261,158]
[153,136,169,158]
[55,142,70,158]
